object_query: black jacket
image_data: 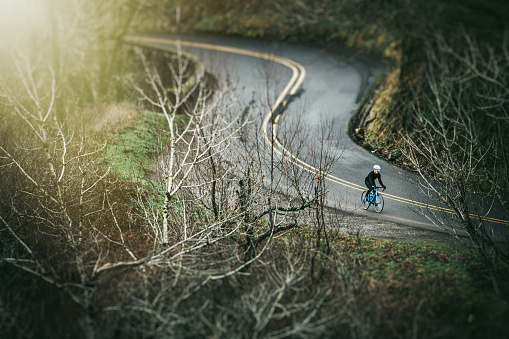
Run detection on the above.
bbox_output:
[365,170,385,188]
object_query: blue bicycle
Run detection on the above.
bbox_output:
[361,186,385,213]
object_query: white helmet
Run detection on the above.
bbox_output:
[373,165,381,171]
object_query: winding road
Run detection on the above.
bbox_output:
[126,33,509,239]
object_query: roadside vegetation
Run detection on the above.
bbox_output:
[1,0,508,338]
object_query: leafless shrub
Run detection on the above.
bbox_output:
[0,54,115,338]
[402,30,509,265]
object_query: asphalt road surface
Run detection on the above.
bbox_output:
[126,33,509,240]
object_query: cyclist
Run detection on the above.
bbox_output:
[365,165,386,198]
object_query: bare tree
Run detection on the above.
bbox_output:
[402,30,509,265]
[132,46,244,246]
[1,31,345,337]
[96,42,348,335]
[0,0,146,103]
[0,55,114,339]
[306,117,343,280]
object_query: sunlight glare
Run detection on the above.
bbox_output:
[0,0,50,50]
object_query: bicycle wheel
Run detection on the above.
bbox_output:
[361,191,370,210]
[374,193,384,213]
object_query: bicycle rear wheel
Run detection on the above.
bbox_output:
[374,193,384,213]
[361,191,370,210]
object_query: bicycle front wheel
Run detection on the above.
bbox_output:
[374,193,384,213]
[361,191,370,210]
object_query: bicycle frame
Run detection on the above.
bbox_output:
[367,187,380,204]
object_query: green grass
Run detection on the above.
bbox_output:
[103,110,162,184]
[278,227,509,337]
[288,227,492,294]
[103,110,186,184]
[333,234,470,276]
[101,109,192,213]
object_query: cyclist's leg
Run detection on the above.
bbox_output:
[364,180,374,203]
[364,179,372,195]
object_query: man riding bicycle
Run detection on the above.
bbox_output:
[365,165,386,196]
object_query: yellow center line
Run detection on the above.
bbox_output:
[126,35,509,227]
